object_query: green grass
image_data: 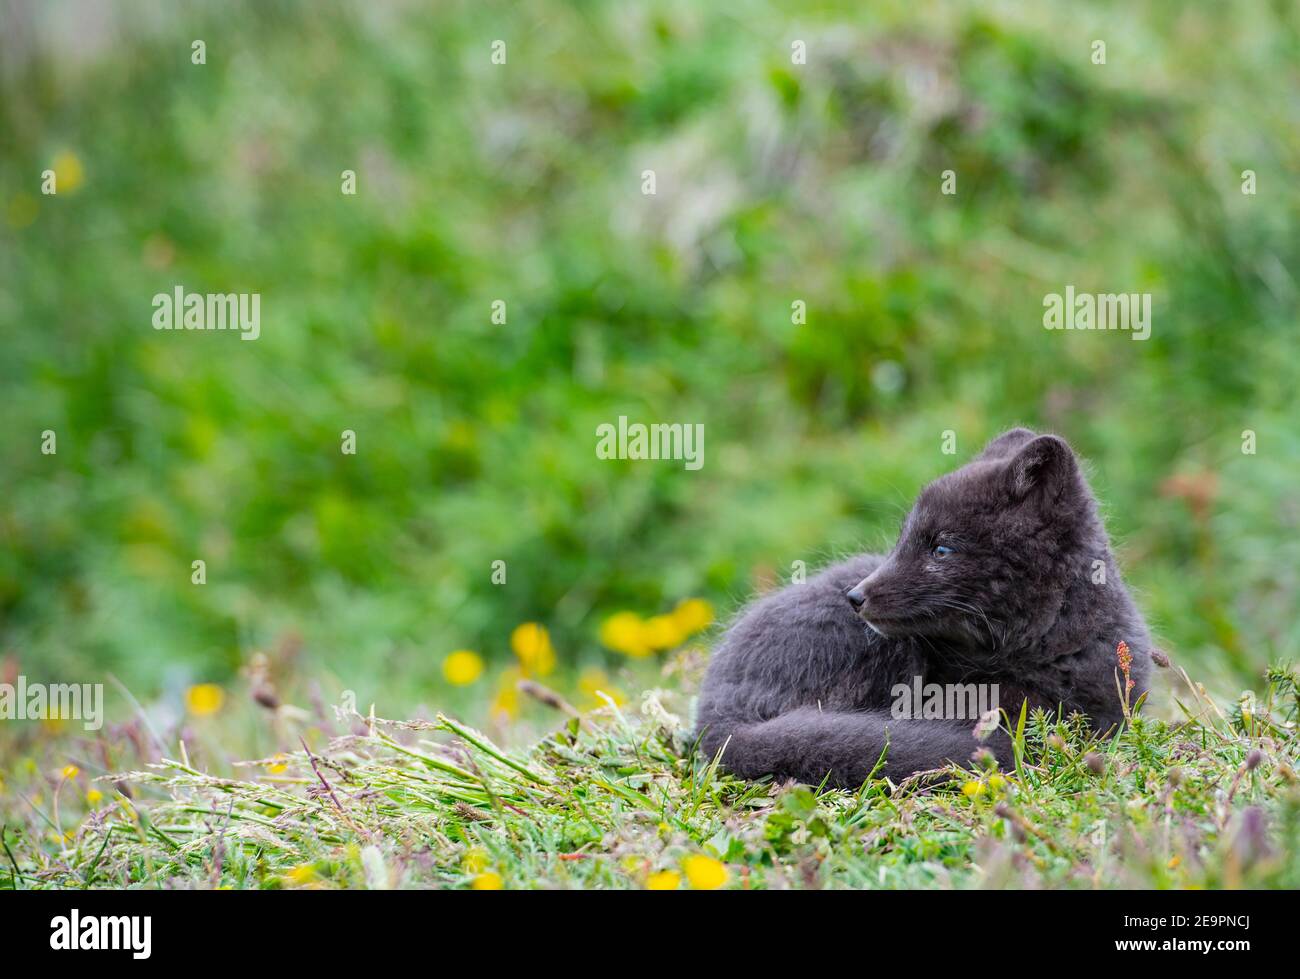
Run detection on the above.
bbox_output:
[6,660,1298,890]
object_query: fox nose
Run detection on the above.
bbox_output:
[845,582,867,610]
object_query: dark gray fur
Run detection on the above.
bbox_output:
[695,429,1152,787]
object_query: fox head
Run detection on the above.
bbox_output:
[846,428,1111,652]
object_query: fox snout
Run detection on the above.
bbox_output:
[845,564,907,627]
[845,578,868,610]
[845,571,881,613]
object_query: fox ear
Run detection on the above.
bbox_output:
[1006,435,1078,500]
[979,427,1037,461]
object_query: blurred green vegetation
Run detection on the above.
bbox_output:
[2,0,1298,726]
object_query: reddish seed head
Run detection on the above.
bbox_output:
[1116,641,1135,694]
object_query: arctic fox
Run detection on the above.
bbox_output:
[696,429,1153,786]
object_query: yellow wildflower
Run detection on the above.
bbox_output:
[682,854,728,890]
[491,667,522,720]
[51,151,85,193]
[646,870,681,890]
[442,650,485,686]
[577,668,626,707]
[86,789,104,805]
[61,764,80,780]
[599,611,652,657]
[579,668,611,697]
[185,683,224,716]
[511,623,555,676]
[961,780,985,798]
[642,614,687,651]
[285,864,317,884]
[462,848,490,874]
[471,871,504,890]
[672,598,714,635]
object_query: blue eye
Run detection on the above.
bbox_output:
[933,545,955,557]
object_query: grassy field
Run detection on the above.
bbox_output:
[4,657,1299,890]
[2,1,1299,889]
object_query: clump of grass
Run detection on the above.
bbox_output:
[5,667,1299,890]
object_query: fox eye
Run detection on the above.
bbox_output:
[932,544,955,557]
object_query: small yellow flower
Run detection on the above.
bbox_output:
[511,623,555,676]
[642,614,687,651]
[987,774,1006,792]
[1167,855,1181,869]
[599,611,652,657]
[185,683,224,716]
[579,668,611,696]
[491,667,523,720]
[672,598,715,635]
[442,650,485,686]
[682,854,728,890]
[265,754,288,775]
[471,871,503,890]
[51,151,85,193]
[285,864,317,884]
[961,780,985,798]
[577,668,626,708]
[61,764,80,780]
[462,848,490,874]
[86,789,104,805]
[646,870,681,890]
